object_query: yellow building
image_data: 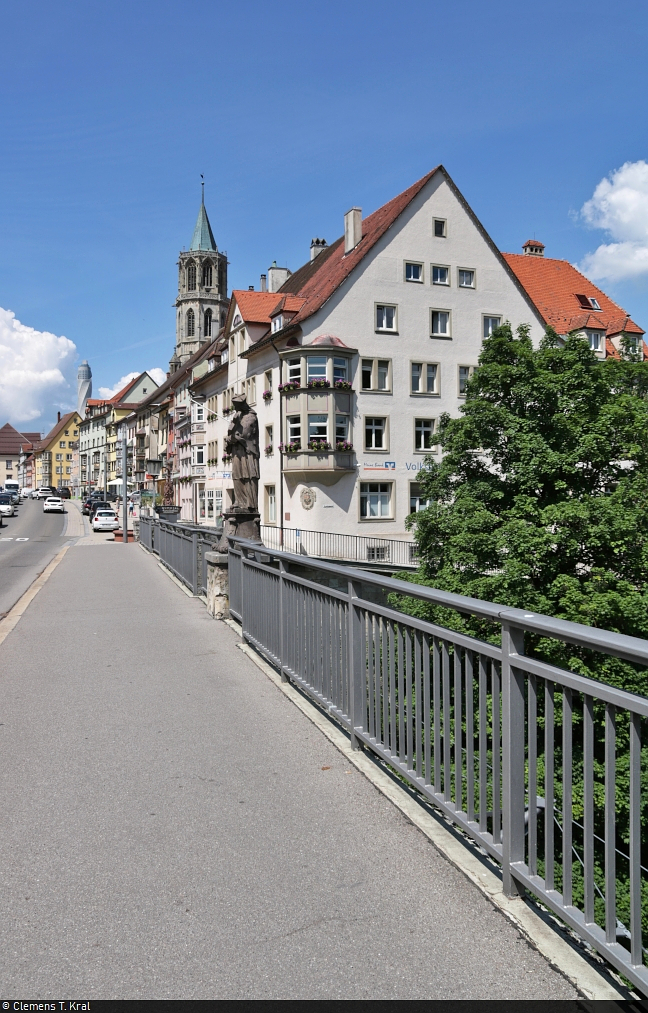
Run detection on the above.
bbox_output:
[34,411,82,490]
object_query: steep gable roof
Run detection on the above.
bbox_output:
[502,253,644,337]
[39,411,79,448]
[230,290,298,326]
[0,423,41,455]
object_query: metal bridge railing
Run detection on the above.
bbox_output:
[139,516,222,595]
[260,524,418,568]
[228,534,648,994]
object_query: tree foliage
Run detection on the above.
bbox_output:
[396,323,648,689]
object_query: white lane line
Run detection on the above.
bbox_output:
[0,537,13,541]
[16,537,29,541]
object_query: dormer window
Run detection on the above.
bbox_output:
[233,313,242,327]
[272,314,283,333]
[587,331,603,351]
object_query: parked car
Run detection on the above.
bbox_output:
[92,509,119,532]
[36,487,54,499]
[21,487,32,498]
[43,496,65,513]
[0,494,15,517]
[89,500,112,520]
[56,487,72,499]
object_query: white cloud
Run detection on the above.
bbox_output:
[578,161,648,281]
[98,367,166,400]
[0,307,76,426]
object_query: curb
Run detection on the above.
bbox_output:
[0,546,69,649]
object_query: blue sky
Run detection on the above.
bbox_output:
[1,0,647,431]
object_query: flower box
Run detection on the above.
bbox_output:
[307,379,331,389]
[308,440,332,451]
[278,380,300,393]
[262,390,273,401]
[335,441,353,452]
[264,445,274,455]
[279,441,301,454]
[333,380,352,390]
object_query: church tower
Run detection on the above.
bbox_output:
[171,191,228,369]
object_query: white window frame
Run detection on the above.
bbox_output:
[375,303,398,333]
[410,361,440,396]
[430,309,452,339]
[458,268,476,289]
[587,330,603,351]
[409,482,430,514]
[458,365,476,396]
[414,417,436,453]
[404,261,424,283]
[483,315,502,339]
[287,357,302,385]
[431,264,450,286]
[359,481,394,520]
[364,416,388,452]
[360,358,392,392]
[287,415,301,444]
[265,484,277,525]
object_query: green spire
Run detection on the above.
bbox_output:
[190,197,217,252]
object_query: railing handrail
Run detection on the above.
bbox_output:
[230,535,648,669]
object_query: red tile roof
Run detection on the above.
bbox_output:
[280,166,441,325]
[231,290,305,326]
[0,423,41,455]
[502,253,644,337]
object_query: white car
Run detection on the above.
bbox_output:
[92,509,119,532]
[0,494,15,517]
[43,496,65,513]
[36,487,53,499]
[21,487,32,498]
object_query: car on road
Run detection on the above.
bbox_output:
[43,496,65,513]
[21,487,32,498]
[83,494,105,514]
[56,487,72,499]
[0,494,15,517]
[89,500,112,520]
[36,487,55,499]
[92,509,119,532]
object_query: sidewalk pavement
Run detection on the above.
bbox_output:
[0,541,581,1000]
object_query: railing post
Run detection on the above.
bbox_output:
[347,577,364,749]
[279,558,288,682]
[502,620,526,898]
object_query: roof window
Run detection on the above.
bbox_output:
[576,293,601,311]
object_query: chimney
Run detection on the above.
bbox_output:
[522,239,545,257]
[310,238,328,262]
[267,261,292,292]
[260,273,267,292]
[248,284,254,291]
[57,411,61,422]
[344,208,362,254]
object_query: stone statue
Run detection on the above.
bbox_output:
[162,460,175,506]
[226,394,260,512]
[217,394,261,547]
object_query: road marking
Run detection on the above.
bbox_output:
[0,537,13,541]
[16,537,29,541]
[0,546,69,649]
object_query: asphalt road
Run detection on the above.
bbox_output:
[0,542,579,1000]
[0,496,67,616]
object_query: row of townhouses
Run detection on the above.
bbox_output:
[119,164,646,548]
[8,165,645,552]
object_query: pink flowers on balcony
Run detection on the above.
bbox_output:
[279,441,301,453]
[262,390,273,401]
[278,380,300,393]
[335,440,353,452]
[307,378,330,389]
[308,439,332,451]
[333,380,352,390]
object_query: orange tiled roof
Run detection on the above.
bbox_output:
[231,290,305,326]
[281,166,441,325]
[502,253,644,337]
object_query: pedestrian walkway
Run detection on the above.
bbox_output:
[0,541,584,999]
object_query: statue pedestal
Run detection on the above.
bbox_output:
[220,510,261,545]
[205,551,229,619]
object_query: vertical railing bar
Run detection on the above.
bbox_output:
[389,621,396,756]
[630,712,642,966]
[433,637,441,793]
[415,631,422,777]
[454,645,463,811]
[466,650,475,823]
[382,618,389,750]
[423,633,431,786]
[367,613,375,738]
[563,688,573,908]
[583,694,594,925]
[406,628,413,770]
[605,703,616,945]
[545,681,555,892]
[528,673,537,877]
[492,662,501,844]
[442,640,451,801]
[479,656,487,833]
[398,626,405,763]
